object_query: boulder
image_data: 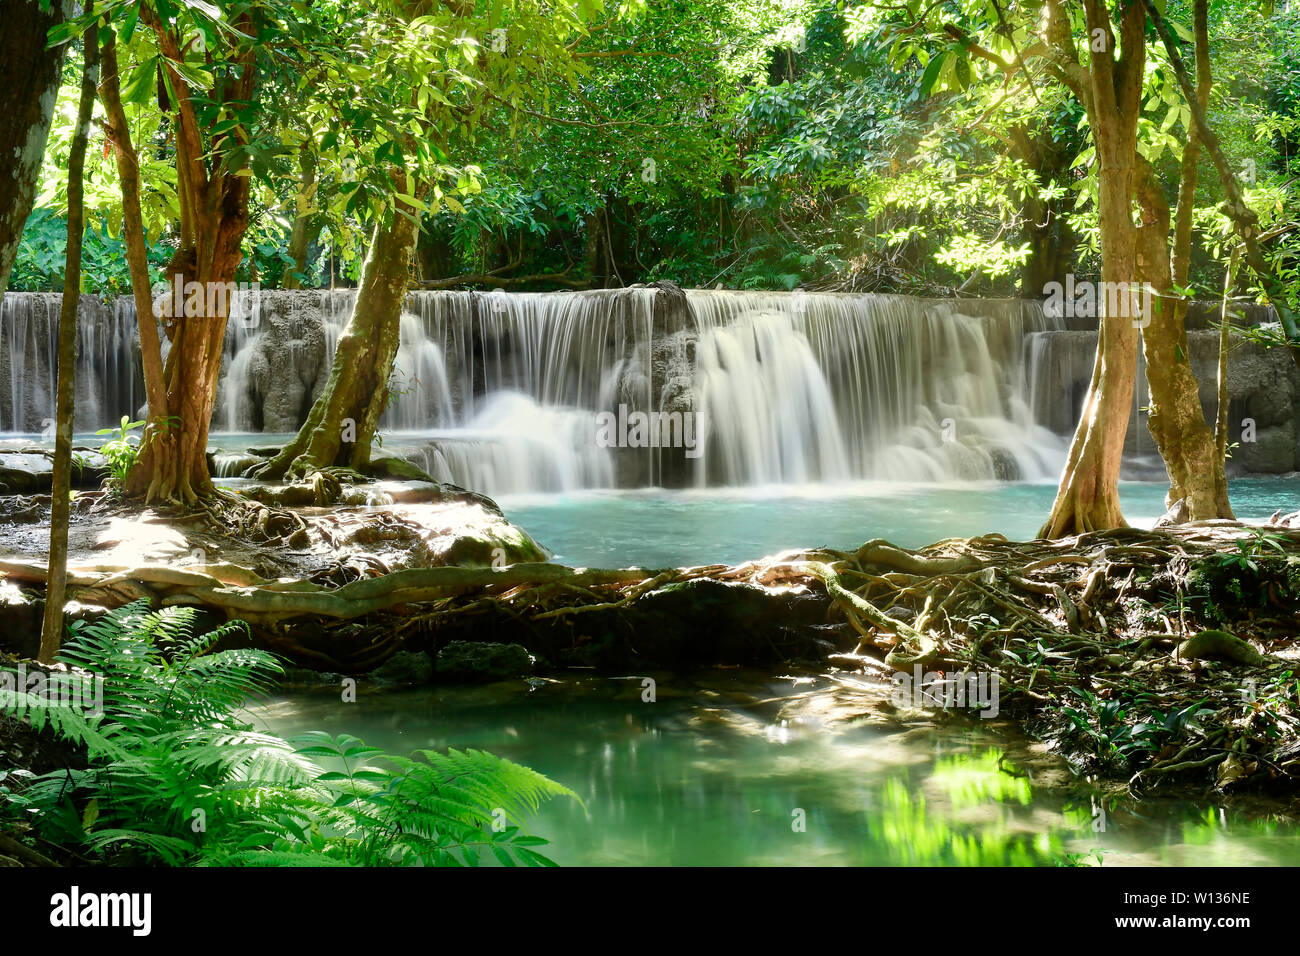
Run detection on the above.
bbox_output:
[370,649,434,686]
[366,451,438,483]
[1237,421,1298,474]
[438,517,548,567]
[216,292,330,431]
[435,641,533,682]
[1154,497,1190,528]
[0,453,53,493]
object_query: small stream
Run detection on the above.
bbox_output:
[249,674,1300,867]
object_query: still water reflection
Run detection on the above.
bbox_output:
[248,674,1299,866]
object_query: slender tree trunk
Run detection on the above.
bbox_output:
[39,17,98,663]
[99,31,175,484]
[1134,156,1229,519]
[256,199,422,480]
[1215,250,1239,484]
[1040,0,1145,536]
[584,207,607,287]
[0,0,74,300]
[284,145,318,290]
[1132,0,1232,521]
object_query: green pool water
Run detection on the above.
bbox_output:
[249,674,1300,867]
[248,476,1300,866]
[495,478,1300,568]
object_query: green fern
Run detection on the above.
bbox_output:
[0,601,576,866]
[284,732,580,866]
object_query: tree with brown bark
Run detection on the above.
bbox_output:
[256,0,601,480]
[888,0,1293,534]
[39,10,99,663]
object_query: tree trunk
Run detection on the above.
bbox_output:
[39,16,98,663]
[1039,0,1145,537]
[256,201,422,480]
[99,31,174,475]
[283,145,318,290]
[1215,251,1238,476]
[0,0,73,299]
[1132,0,1232,521]
[583,206,608,287]
[123,9,256,504]
[1133,156,1229,519]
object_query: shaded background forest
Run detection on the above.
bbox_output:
[11,0,1299,302]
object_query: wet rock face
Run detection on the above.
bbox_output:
[1217,336,1300,474]
[1029,327,1300,473]
[1236,422,1298,474]
[611,281,704,488]
[435,640,533,682]
[216,292,329,432]
[989,448,1021,481]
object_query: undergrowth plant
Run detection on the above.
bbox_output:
[93,417,147,489]
[0,602,575,866]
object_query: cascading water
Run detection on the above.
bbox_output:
[1,287,1068,494]
[0,292,145,433]
[686,292,1065,485]
[301,288,656,493]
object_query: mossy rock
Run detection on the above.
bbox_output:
[435,641,533,682]
[365,453,438,483]
[442,521,548,567]
[370,650,434,686]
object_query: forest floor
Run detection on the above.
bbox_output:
[1,482,1298,805]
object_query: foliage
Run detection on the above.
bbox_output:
[1061,688,1212,771]
[8,0,1299,299]
[0,601,575,866]
[1210,527,1289,574]
[93,416,148,489]
[8,209,171,295]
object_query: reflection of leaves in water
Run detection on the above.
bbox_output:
[1169,806,1291,864]
[930,749,1033,809]
[867,749,1059,866]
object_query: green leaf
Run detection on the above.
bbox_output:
[920,52,947,96]
[180,0,222,19]
[491,845,517,866]
[121,56,159,107]
[120,4,141,44]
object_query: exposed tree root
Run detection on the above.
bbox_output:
[3,517,1298,795]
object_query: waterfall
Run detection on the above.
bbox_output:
[0,292,144,434]
[686,292,1065,485]
[2,287,1069,493]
